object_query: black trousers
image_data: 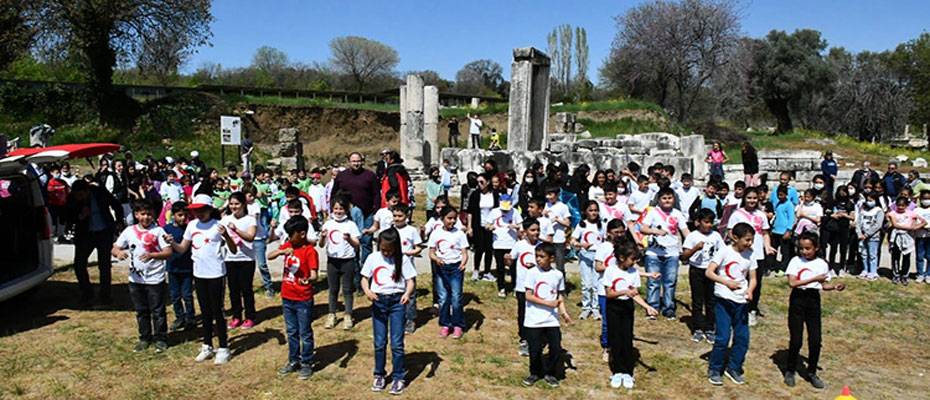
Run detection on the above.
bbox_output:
[749,259,766,313]
[73,229,114,300]
[688,266,715,333]
[128,282,168,342]
[606,298,635,375]
[195,276,228,348]
[890,244,911,279]
[516,292,526,341]
[526,326,562,377]
[226,260,257,320]
[770,233,793,272]
[493,249,510,291]
[327,257,356,315]
[448,134,459,148]
[786,289,822,374]
[472,226,493,275]
[431,260,440,305]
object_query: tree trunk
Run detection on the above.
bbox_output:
[84,28,118,125]
[765,97,793,133]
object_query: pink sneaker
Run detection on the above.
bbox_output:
[240,319,255,329]
[439,326,450,338]
[227,318,241,329]
[452,327,464,339]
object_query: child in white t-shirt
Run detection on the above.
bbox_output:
[428,206,470,339]
[164,194,238,365]
[681,208,726,343]
[602,240,658,390]
[638,188,690,320]
[571,200,606,320]
[594,219,634,361]
[366,191,402,239]
[320,196,361,330]
[506,218,542,357]
[705,222,757,386]
[487,194,522,298]
[521,243,571,388]
[544,187,572,274]
[220,192,259,329]
[113,201,172,353]
[422,196,461,310]
[361,227,417,395]
[782,232,846,389]
[794,190,823,235]
[526,198,555,243]
[390,204,422,334]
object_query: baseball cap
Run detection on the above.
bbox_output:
[190,150,199,158]
[187,194,213,210]
[500,194,513,211]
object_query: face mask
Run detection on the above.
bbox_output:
[922,200,930,207]
[813,183,824,190]
[865,201,876,208]
[525,178,534,184]
[333,214,347,222]
[848,188,856,195]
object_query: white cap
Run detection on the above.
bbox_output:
[165,156,175,164]
[190,150,199,158]
[187,194,213,210]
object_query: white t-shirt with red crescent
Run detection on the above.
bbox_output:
[509,239,540,293]
[220,214,257,262]
[599,200,633,225]
[601,264,641,300]
[642,206,688,257]
[727,207,769,261]
[183,219,226,279]
[428,226,470,264]
[523,266,565,328]
[594,241,617,296]
[571,220,605,251]
[321,218,361,259]
[544,201,571,244]
[396,225,422,270]
[682,230,725,269]
[786,256,830,290]
[488,208,523,250]
[710,245,756,304]
[115,224,170,284]
[361,252,417,295]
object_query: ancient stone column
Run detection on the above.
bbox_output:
[508,47,551,152]
[423,85,439,167]
[400,75,425,170]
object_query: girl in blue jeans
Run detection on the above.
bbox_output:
[361,227,417,395]
[571,201,605,320]
[428,206,470,339]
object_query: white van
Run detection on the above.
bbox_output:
[0,156,54,302]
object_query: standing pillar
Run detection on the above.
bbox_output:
[424,86,439,167]
[507,47,551,151]
[400,75,425,170]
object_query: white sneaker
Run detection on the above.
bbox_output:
[482,274,495,282]
[497,289,506,298]
[748,311,758,327]
[917,276,925,283]
[194,344,213,362]
[214,347,230,365]
[621,374,635,389]
[471,271,480,281]
[857,272,868,280]
[610,373,624,388]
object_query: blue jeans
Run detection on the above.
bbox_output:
[372,293,406,381]
[709,298,750,374]
[254,237,272,292]
[352,209,374,292]
[598,295,608,348]
[168,271,194,322]
[436,263,464,328]
[282,299,315,365]
[405,283,417,323]
[578,250,598,313]
[860,238,880,275]
[645,254,680,316]
[916,237,930,277]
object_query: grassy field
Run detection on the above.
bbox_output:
[1,252,927,399]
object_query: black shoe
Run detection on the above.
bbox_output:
[724,369,745,385]
[298,365,313,380]
[708,371,723,386]
[371,375,387,392]
[404,320,416,334]
[154,341,168,353]
[544,375,560,388]
[278,362,300,376]
[170,319,186,332]
[522,374,541,386]
[185,320,197,331]
[133,341,150,353]
[388,379,406,395]
[783,371,796,387]
[809,374,825,389]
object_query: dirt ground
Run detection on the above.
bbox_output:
[1,242,928,399]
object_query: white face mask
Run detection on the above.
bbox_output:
[813,183,824,190]
[525,178,534,184]
[922,200,930,207]
[848,187,856,195]
[865,201,876,208]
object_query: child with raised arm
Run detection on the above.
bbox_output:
[705,222,757,386]
[521,243,572,388]
[603,240,659,390]
[113,200,172,353]
[681,208,726,344]
[268,216,319,380]
[783,231,846,389]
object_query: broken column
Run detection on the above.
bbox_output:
[399,74,439,170]
[508,47,551,151]
[276,127,300,170]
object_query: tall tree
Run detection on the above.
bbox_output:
[454,59,504,96]
[574,27,589,86]
[251,46,289,73]
[603,0,740,122]
[888,33,930,127]
[329,36,399,91]
[748,29,832,133]
[0,1,34,71]
[559,24,573,96]
[32,0,213,124]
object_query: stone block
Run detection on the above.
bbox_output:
[760,149,821,160]
[549,142,574,153]
[778,159,815,171]
[575,139,601,150]
[637,133,680,150]
[276,142,299,157]
[616,134,632,141]
[649,148,678,157]
[914,157,928,168]
[577,130,592,139]
[679,135,705,159]
[548,133,576,143]
[758,159,777,171]
[278,128,298,143]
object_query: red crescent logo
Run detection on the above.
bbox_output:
[797,267,811,279]
[495,217,505,228]
[604,255,615,268]
[519,252,534,269]
[436,239,449,255]
[533,281,554,298]
[191,231,206,250]
[329,230,342,244]
[610,277,626,292]
[723,261,739,280]
[372,266,389,286]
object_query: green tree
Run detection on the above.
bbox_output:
[888,33,930,126]
[329,36,399,91]
[748,29,832,133]
[0,1,33,71]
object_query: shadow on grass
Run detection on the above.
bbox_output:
[229,328,286,356]
[406,351,442,385]
[0,277,132,337]
[770,349,815,376]
[313,339,359,372]
[464,309,485,332]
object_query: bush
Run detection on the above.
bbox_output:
[0,83,93,127]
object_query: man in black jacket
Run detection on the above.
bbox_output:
[851,161,880,192]
[68,180,124,306]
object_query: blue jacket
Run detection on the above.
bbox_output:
[164,222,193,274]
[770,185,800,207]
[771,199,796,235]
[821,159,838,178]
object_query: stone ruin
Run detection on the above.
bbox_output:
[399,75,439,170]
[270,127,301,170]
[507,47,551,152]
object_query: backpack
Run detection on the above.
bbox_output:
[47,177,69,207]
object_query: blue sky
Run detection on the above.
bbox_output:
[186,0,929,83]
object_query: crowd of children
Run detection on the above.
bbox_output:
[68,147,930,394]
